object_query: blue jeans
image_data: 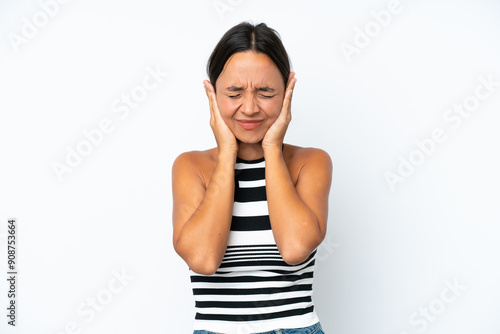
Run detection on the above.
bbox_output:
[193,321,324,334]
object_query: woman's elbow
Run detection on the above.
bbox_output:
[173,242,220,275]
[280,236,324,265]
[187,259,220,275]
[280,246,314,266]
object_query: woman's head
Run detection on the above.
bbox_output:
[206,21,293,144]
[207,22,291,93]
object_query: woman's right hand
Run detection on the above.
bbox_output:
[203,80,238,156]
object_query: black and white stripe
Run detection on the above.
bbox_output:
[190,153,319,333]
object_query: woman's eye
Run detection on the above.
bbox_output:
[227,94,275,99]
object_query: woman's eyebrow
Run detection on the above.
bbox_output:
[226,86,276,92]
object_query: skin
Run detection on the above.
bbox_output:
[172,51,333,275]
[210,51,291,160]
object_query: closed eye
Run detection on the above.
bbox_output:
[227,94,276,99]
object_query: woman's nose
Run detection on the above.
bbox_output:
[240,95,260,115]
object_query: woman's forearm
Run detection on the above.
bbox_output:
[175,151,236,274]
[264,146,323,265]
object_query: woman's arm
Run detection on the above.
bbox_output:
[172,150,236,275]
[264,146,333,265]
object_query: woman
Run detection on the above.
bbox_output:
[172,21,332,334]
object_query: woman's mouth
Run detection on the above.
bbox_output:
[236,120,263,130]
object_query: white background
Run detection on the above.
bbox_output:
[1,0,499,333]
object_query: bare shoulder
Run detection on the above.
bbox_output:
[172,148,218,187]
[172,148,216,166]
[283,144,333,184]
[284,143,332,169]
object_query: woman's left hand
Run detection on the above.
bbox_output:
[261,72,297,151]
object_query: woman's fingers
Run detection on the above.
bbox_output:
[280,75,296,123]
[207,84,226,127]
[204,80,220,123]
[286,72,295,90]
[204,80,215,120]
[203,80,238,155]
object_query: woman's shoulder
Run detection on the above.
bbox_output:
[172,148,218,179]
[283,143,332,165]
[284,144,333,186]
[173,144,331,169]
[283,143,329,155]
[173,147,218,164]
[174,144,331,164]
[172,145,331,186]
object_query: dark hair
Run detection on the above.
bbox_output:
[206,21,292,93]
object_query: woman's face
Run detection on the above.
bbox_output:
[215,51,286,144]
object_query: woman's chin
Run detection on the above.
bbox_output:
[236,135,264,145]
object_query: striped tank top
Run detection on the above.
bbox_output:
[190,145,320,333]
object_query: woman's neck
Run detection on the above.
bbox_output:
[236,141,265,161]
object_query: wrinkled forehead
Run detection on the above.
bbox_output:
[217,52,283,89]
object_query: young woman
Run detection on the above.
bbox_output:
[172,21,332,334]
